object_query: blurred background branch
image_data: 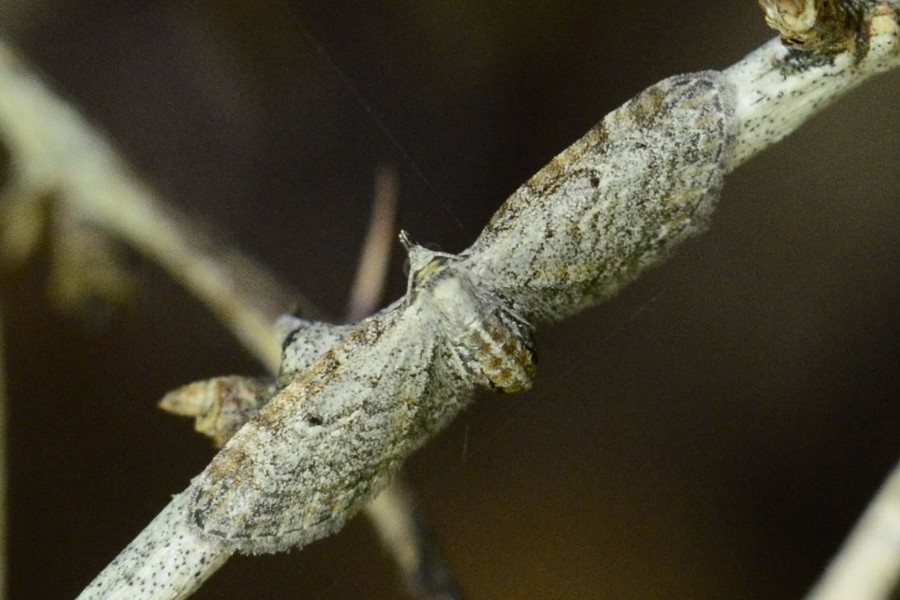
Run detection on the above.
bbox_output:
[0,1,897,598]
[0,36,461,598]
[807,456,900,600]
[0,305,6,600]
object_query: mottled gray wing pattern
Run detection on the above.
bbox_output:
[189,304,441,553]
[275,315,355,382]
[187,72,738,555]
[463,71,737,323]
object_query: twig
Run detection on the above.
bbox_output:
[0,39,436,598]
[345,166,463,599]
[0,305,7,600]
[77,1,900,594]
[346,165,400,323]
[0,0,895,596]
[753,2,900,598]
[728,0,900,171]
[0,42,312,372]
[806,456,900,600]
[71,491,231,600]
[366,478,464,600]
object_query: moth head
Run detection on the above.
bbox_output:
[399,230,456,305]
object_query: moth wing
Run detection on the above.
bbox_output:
[275,315,355,380]
[464,71,737,323]
[189,306,435,553]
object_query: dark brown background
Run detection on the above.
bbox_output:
[1,1,899,598]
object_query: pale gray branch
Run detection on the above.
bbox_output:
[75,2,900,594]
[806,456,900,600]
[0,305,7,600]
[0,1,895,597]
[0,38,438,599]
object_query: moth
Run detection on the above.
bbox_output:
[184,71,737,553]
[189,236,536,552]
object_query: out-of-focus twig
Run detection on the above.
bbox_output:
[0,0,897,595]
[806,457,900,600]
[0,42,314,370]
[346,165,399,323]
[0,39,445,598]
[345,166,463,599]
[748,2,900,598]
[0,305,7,600]
[153,163,463,598]
[367,480,463,600]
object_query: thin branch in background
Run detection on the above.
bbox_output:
[345,165,464,599]
[63,0,900,592]
[0,305,7,600]
[0,0,896,596]
[346,165,399,323]
[0,40,443,598]
[46,200,136,320]
[806,459,900,600]
[0,39,315,371]
[367,478,464,600]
